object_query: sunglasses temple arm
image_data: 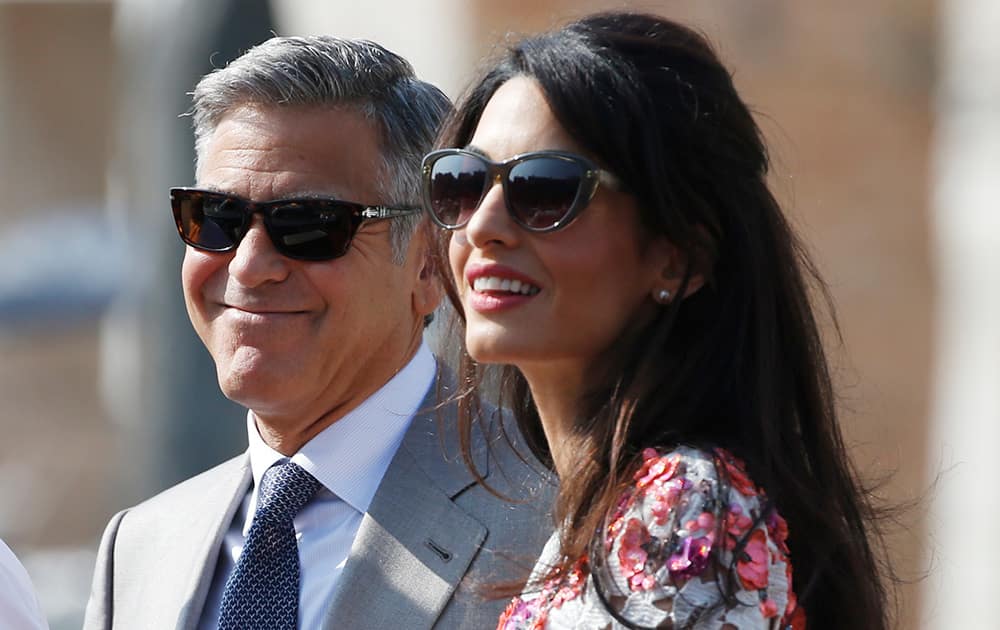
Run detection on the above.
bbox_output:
[360,206,422,220]
[597,170,626,192]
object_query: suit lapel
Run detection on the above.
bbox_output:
[322,375,490,630]
[144,456,250,630]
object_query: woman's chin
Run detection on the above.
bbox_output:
[465,332,536,367]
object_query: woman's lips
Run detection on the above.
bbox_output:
[471,275,540,295]
[464,264,541,313]
[467,289,535,313]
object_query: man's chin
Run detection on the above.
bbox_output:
[216,365,287,410]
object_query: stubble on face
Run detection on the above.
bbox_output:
[182,104,437,453]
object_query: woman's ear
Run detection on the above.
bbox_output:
[648,237,707,303]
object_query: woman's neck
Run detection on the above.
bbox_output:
[519,360,588,479]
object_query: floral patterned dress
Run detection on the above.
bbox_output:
[497,446,806,629]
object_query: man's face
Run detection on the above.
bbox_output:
[183,104,438,427]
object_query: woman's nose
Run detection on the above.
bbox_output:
[462,180,520,249]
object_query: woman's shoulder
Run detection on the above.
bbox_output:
[614,445,761,545]
[623,444,772,515]
[498,446,807,629]
[625,445,760,511]
[591,444,805,628]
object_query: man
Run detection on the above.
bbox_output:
[83,36,550,630]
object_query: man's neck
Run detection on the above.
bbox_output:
[250,335,426,455]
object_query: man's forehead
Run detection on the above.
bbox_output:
[194,179,353,203]
[196,103,384,204]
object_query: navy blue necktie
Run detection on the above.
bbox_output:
[218,461,320,630]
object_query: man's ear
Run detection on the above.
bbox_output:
[410,229,444,320]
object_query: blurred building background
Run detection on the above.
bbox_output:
[0,0,993,627]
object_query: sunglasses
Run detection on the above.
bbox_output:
[170,188,420,261]
[421,149,623,233]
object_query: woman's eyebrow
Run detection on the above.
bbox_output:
[462,144,491,158]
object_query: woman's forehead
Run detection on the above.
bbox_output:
[469,77,584,161]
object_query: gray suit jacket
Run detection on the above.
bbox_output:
[83,382,553,629]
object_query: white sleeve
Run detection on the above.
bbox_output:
[0,539,49,630]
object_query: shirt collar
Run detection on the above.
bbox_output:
[245,341,436,514]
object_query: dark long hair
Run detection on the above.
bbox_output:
[433,12,890,629]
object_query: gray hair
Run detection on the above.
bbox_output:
[190,36,451,262]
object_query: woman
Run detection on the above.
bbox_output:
[422,12,888,629]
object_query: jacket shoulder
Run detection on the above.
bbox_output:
[127,453,249,514]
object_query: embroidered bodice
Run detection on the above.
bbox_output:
[498,446,805,629]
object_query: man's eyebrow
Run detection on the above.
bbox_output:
[193,187,350,202]
[283,191,347,201]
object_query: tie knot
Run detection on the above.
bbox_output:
[256,461,320,521]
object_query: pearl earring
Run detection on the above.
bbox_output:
[654,288,672,304]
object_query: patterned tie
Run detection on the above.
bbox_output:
[218,461,320,630]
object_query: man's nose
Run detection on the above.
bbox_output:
[227,215,292,285]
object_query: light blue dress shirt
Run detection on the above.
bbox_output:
[198,342,436,629]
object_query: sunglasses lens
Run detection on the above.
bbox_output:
[173,191,243,251]
[267,201,353,260]
[172,191,356,261]
[507,157,585,229]
[427,153,488,227]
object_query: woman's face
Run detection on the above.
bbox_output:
[448,76,671,381]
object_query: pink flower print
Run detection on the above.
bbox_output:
[736,529,770,590]
[723,504,754,549]
[566,560,586,588]
[783,562,803,624]
[726,504,753,532]
[785,587,798,620]
[618,518,656,591]
[497,597,534,629]
[529,609,548,630]
[496,599,515,628]
[613,490,633,519]
[760,597,779,619]
[606,490,636,549]
[551,557,588,608]
[606,514,626,551]
[632,572,656,591]
[648,477,689,525]
[767,510,790,555]
[635,450,681,490]
[552,585,577,608]
[715,448,758,497]
[667,535,713,580]
[785,600,808,630]
[684,510,716,534]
